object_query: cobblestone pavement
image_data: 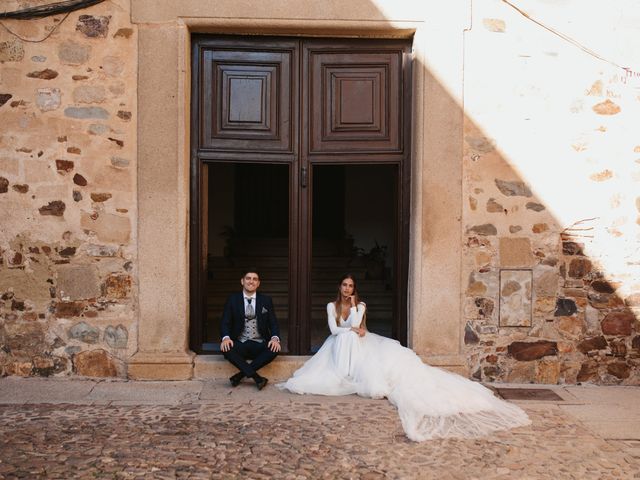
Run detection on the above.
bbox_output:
[1,388,640,480]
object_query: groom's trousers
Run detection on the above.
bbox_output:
[223,339,277,377]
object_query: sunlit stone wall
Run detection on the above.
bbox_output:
[462,0,640,384]
[0,0,137,377]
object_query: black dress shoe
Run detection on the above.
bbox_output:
[230,372,244,387]
[254,375,268,391]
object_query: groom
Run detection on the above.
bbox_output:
[220,268,281,390]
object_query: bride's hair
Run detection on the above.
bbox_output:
[334,273,367,330]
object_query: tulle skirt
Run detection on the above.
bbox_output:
[277,331,531,441]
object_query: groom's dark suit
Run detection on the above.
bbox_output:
[220,291,280,379]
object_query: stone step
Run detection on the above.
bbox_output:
[193,354,468,380]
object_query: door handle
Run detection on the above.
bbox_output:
[301,167,308,188]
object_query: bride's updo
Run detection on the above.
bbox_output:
[334,273,367,329]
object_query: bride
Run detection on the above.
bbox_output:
[278,274,531,442]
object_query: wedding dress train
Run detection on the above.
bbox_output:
[278,303,531,441]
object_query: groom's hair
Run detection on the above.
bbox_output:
[241,267,260,279]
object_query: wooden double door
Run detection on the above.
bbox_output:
[190,35,412,354]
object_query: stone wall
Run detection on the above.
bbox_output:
[0,0,137,377]
[462,0,640,384]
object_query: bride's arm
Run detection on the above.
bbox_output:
[327,303,350,335]
[345,303,366,329]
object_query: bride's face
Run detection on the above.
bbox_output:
[340,278,355,299]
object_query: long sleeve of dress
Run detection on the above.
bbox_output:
[327,303,366,334]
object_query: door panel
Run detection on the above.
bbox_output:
[191,35,411,355]
[304,43,405,155]
[199,39,297,153]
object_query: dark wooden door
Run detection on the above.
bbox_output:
[190,36,411,354]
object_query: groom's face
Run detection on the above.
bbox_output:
[241,272,260,294]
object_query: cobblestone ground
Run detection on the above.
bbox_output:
[1,400,639,479]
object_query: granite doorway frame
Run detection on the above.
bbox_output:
[128,2,467,379]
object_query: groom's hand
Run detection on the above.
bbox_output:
[268,337,281,353]
[220,338,233,352]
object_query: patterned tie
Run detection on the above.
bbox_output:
[245,298,255,320]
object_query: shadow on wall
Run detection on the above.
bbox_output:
[454,0,639,385]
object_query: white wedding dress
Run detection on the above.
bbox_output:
[278,302,531,442]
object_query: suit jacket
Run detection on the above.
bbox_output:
[220,291,280,342]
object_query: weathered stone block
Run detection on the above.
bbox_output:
[103,274,132,298]
[55,301,86,317]
[76,15,111,38]
[57,264,100,300]
[81,211,131,244]
[601,311,634,336]
[64,107,109,120]
[525,202,545,212]
[591,280,616,294]
[38,201,66,216]
[486,198,504,213]
[577,360,599,383]
[464,322,479,345]
[26,69,58,80]
[534,268,559,296]
[55,159,74,172]
[508,340,558,361]
[499,237,533,267]
[74,349,117,377]
[68,322,100,344]
[593,99,621,115]
[557,315,584,337]
[36,88,61,112]
[0,39,24,62]
[577,336,608,354]
[0,93,12,108]
[499,269,532,327]
[58,41,90,65]
[568,258,592,278]
[536,359,560,384]
[104,325,128,348]
[102,56,124,77]
[468,224,497,236]
[73,85,107,104]
[495,179,532,197]
[562,241,584,255]
[90,192,112,202]
[555,298,577,317]
[607,361,630,379]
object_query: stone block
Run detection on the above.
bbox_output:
[68,321,100,344]
[601,311,634,336]
[536,359,560,384]
[499,269,532,327]
[495,179,532,197]
[64,107,109,120]
[499,237,533,267]
[508,340,558,361]
[58,41,90,65]
[467,224,497,236]
[534,268,560,296]
[568,258,592,278]
[103,274,132,298]
[73,85,107,104]
[74,349,118,377]
[104,325,128,348]
[0,39,24,62]
[81,211,131,244]
[577,336,608,354]
[76,15,110,38]
[57,264,101,300]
